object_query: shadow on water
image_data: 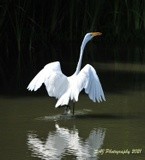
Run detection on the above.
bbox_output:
[35,112,145,122]
[74,113,144,120]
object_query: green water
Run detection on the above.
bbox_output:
[0,62,145,160]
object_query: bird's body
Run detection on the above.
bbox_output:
[27,32,106,114]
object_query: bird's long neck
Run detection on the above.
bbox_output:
[74,38,88,75]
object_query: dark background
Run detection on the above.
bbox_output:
[0,0,145,93]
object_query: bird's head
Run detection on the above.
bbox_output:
[81,32,102,51]
[84,32,102,41]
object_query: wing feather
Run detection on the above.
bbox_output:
[27,61,69,99]
[76,64,105,102]
[27,69,45,91]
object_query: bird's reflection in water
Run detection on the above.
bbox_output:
[27,124,106,160]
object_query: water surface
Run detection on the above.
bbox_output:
[0,62,145,160]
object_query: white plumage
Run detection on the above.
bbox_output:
[27,32,106,113]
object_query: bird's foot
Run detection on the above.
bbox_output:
[63,105,71,115]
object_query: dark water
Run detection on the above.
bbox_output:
[0,62,145,160]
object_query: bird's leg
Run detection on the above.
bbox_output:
[72,102,75,115]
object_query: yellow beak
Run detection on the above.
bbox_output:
[91,32,102,37]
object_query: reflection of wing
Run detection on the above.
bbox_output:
[76,64,106,102]
[27,124,106,160]
[28,134,58,159]
[27,61,69,99]
[28,132,67,160]
[86,129,106,157]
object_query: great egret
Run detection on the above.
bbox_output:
[27,32,105,115]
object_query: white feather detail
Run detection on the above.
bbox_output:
[74,64,106,103]
[27,61,69,99]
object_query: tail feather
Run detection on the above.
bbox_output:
[55,93,70,108]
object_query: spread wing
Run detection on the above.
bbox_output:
[76,64,105,102]
[27,61,69,99]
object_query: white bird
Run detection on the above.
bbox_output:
[27,32,106,115]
